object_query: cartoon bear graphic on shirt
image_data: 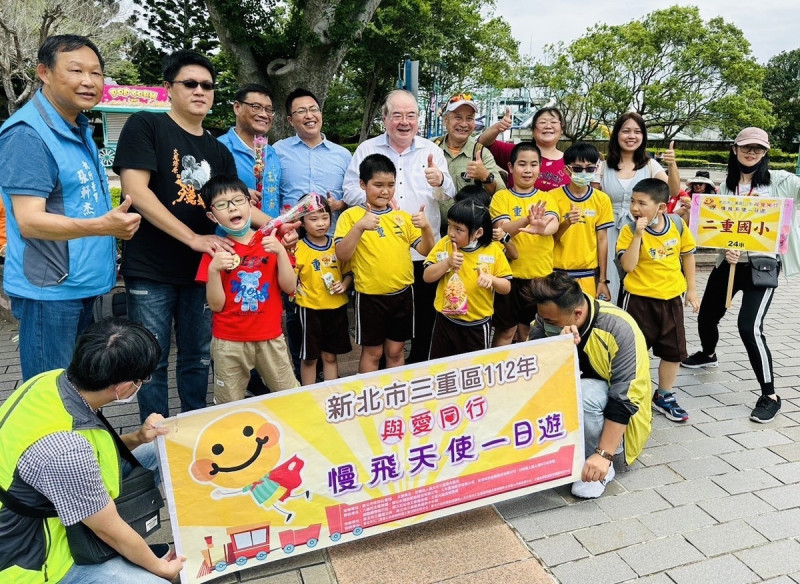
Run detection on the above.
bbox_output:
[232,270,268,312]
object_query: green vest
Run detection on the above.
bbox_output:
[0,370,121,583]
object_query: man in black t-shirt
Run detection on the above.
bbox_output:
[113,50,239,422]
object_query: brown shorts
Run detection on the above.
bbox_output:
[621,292,688,362]
[429,313,491,360]
[354,287,414,347]
[298,304,352,360]
[492,277,537,330]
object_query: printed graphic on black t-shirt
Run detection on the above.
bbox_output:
[113,112,235,284]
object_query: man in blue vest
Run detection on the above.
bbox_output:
[0,318,184,583]
[0,35,141,381]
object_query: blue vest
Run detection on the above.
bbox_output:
[0,91,115,300]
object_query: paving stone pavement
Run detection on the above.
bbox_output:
[3,267,800,583]
[496,270,800,584]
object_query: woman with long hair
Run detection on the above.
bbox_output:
[682,127,800,423]
[595,112,680,301]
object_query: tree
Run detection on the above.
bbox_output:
[333,0,520,142]
[533,6,775,143]
[0,0,132,115]
[203,0,382,139]
[136,0,218,54]
[763,49,800,151]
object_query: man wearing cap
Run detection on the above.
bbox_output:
[436,94,505,196]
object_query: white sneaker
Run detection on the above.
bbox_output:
[571,463,615,499]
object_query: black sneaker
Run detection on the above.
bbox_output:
[681,351,718,369]
[751,395,781,423]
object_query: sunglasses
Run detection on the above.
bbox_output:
[568,165,597,173]
[173,79,215,91]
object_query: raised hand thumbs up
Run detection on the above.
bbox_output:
[412,204,429,229]
[105,194,140,240]
[662,140,676,165]
[449,240,463,270]
[360,203,379,231]
[567,202,580,225]
[424,153,443,188]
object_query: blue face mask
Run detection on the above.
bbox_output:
[217,216,252,237]
[570,172,594,187]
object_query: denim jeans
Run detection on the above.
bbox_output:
[125,277,211,423]
[11,296,96,381]
[582,378,624,458]
[60,554,170,584]
[60,443,167,584]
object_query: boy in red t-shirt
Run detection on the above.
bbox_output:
[196,175,298,403]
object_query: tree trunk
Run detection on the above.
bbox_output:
[205,0,382,140]
[358,71,379,143]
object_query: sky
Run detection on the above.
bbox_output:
[493,0,799,64]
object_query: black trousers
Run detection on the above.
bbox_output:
[406,260,438,363]
[698,261,775,395]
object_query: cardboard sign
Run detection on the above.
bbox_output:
[156,336,583,583]
[690,194,793,253]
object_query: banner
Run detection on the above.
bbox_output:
[690,193,793,253]
[99,85,170,109]
[157,336,583,584]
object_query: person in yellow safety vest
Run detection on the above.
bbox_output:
[0,318,185,583]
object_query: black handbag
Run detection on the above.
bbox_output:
[2,411,164,565]
[750,256,780,288]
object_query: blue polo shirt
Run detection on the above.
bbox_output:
[218,127,281,217]
[273,135,351,234]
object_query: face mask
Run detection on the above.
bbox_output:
[114,381,141,405]
[737,159,761,174]
[543,323,564,337]
[461,240,480,252]
[570,172,594,187]
[217,215,252,237]
[648,214,660,227]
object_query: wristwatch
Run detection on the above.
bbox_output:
[594,448,614,461]
[602,280,611,284]
[499,233,511,244]
[482,173,495,184]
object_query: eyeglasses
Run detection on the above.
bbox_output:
[290,106,321,116]
[238,101,275,115]
[736,145,768,155]
[389,112,418,122]
[210,195,249,211]
[172,79,215,91]
[568,165,597,173]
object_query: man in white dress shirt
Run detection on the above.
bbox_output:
[343,90,455,362]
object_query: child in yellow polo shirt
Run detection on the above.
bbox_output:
[489,142,559,346]
[552,142,614,299]
[335,153,434,373]
[617,178,699,423]
[424,199,511,359]
[295,198,353,385]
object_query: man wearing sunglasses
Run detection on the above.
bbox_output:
[113,50,239,424]
[218,84,282,217]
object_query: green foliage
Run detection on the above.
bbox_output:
[535,6,775,142]
[134,0,218,53]
[763,49,800,151]
[326,0,521,140]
